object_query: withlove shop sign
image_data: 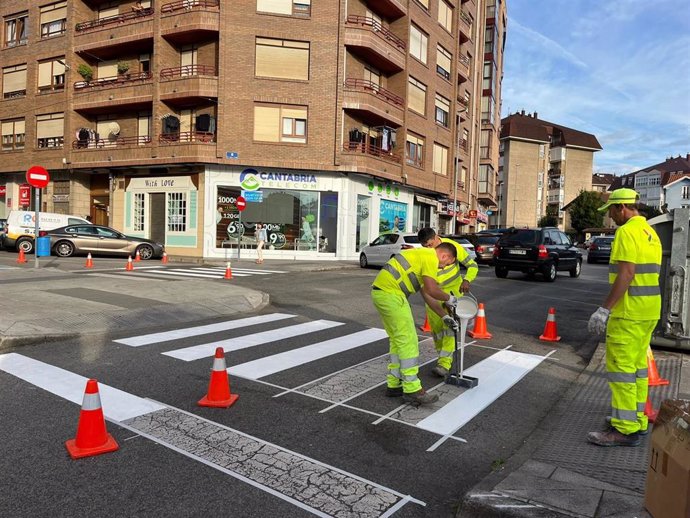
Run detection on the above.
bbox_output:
[239,168,318,191]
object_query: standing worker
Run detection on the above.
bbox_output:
[418,228,478,377]
[587,188,662,447]
[371,244,460,406]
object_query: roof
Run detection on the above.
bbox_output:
[592,173,615,186]
[633,155,690,176]
[664,172,690,189]
[500,111,602,150]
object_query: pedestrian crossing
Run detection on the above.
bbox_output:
[106,265,288,280]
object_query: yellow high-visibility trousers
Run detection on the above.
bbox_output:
[426,306,454,369]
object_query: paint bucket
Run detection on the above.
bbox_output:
[454,292,478,321]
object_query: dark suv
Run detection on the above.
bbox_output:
[457,233,501,265]
[493,227,582,282]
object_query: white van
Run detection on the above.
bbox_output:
[3,211,90,253]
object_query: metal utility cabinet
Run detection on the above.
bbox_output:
[649,208,690,351]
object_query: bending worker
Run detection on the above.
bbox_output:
[587,188,662,447]
[371,243,460,406]
[418,228,478,377]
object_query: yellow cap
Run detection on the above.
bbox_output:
[598,188,639,212]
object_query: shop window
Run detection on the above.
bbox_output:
[36,112,64,149]
[40,2,67,39]
[432,143,448,175]
[255,37,309,81]
[167,192,187,232]
[38,58,66,92]
[436,45,451,81]
[406,133,424,168]
[2,64,27,99]
[257,0,311,16]
[407,77,426,115]
[133,193,145,231]
[254,104,307,144]
[4,12,28,48]
[410,25,428,64]
[2,118,25,151]
[356,195,371,252]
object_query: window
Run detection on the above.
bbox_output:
[363,67,380,89]
[40,2,67,39]
[479,164,494,193]
[486,0,496,18]
[257,0,311,16]
[36,112,64,149]
[409,25,428,64]
[180,46,198,76]
[254,104,308,144]
[432,143,448,175]
[481,95,495,123]
[133,193,145,231]
[438,1,453,32]
[480,129,492,158]
[38,58,66,92]
[2,64,27,99]
[461,128,469,150]
[255,37,309,80]
[436,45,451,80]
[406,133,424,167]
[415,0,429,10]
[460,166,467,187]
[407,77,426,115]
[4,12,28,47]
[435,94,450,127]
[1,118,25,151]
[682,185,690,199]
[168,192,187,232]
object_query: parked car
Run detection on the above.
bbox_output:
[442,235,477,261]
[3,211,90,253]
[46,224,164,259]
[359,232,422,267]
[0,218,7,248]
[587,236,614,264]
[493,227,582,282]
[454,233,501,265]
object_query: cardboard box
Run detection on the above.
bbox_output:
[645,399,690,518]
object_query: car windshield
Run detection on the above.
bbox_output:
[500,230,538,246]
[477,236,499,244]
[402,235,420,244]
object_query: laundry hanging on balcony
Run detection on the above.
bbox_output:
[161,114,180,135]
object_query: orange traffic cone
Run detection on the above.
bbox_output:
[468,303,492,339]
[134,250,141,262]
[16,248,26,264]
[539,307,561,342]
[85,253,94,268]
[125,256,134,271]
[198,347,239,408]
[644,396,658,423]
[419,315,431,332]
[224,262,233,280]
[647,347,669,386]
[161,252,168,264]
[65,379,119,459]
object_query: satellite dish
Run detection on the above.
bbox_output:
[108,122,121,136]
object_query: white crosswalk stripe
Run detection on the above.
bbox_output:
[97,265,287,280]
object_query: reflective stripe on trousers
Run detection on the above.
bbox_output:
[605,317,657,434]
[426,306,455,369]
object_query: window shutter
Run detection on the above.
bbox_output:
[256,39,309,80]
[40,3,67,24]
[2,66,27,94]
[437,46,451,73]
[433,144,448,175]
[37,115,64,138]
[98,60,118,79]
[254,106,280,141]
[407,79,426,115]
[257,0,292,14]
[281,107,307,120]
[98,6,119,19]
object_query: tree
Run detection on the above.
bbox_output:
[639,203,661,219]
[568,190,604,236]
[538,205,558,227]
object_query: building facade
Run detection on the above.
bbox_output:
[663,173,690,210]
[0,0,506,260]
[494,111,601,229]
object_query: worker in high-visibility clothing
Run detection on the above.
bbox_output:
[371,243,460,406]
[587,188,662,447]
[418,227,479,377]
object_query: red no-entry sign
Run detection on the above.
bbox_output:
[26,166,50,189]
[236,196,247,212]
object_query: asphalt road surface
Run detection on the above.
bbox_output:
[0,258,609,517]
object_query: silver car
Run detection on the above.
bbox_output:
[359,232,422,267]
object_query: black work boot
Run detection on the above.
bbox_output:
[402,389,439,406]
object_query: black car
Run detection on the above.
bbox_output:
[493,227,582,282]
[456,233,501,265]
[587,236,614,264]
[0,218,7,248]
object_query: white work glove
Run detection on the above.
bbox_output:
[445,294,459,311]
[588,307,610,335]
[442,315,459,332]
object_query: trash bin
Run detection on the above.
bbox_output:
[36,236,51,257]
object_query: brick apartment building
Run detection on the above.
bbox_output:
[495,111,602,230]
[0,0,506,260]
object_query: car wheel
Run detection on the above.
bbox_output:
[136,244,154,260]
[16,237,34,254]
[570,259,582,278]
[359,253,369,268]
[543,262,557,282]
[54,241,75,257]
[495,266,509,278]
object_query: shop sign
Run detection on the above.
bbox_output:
[0,185,5,196]
[19,184,31,206]
[240,168,318,191]
[476,212,488,224]
[53,194,69,202]
[468,209,478,218]
[367,180,400,199]
[128,176,196,191]
[241,190,263,202]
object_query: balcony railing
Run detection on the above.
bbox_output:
[160,65,217,79]
[74,72,152,90]
[161,0,220,13]
[343,141,401,163]
[344,78,404,108]
[459,10,473,27]
[345,15,406,51]
[459,138,469,151]
[72,136,152,149]
[159,131,216,143]
[459,54,471,67]
[75,8,154,32]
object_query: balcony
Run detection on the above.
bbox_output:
[478,183,496,205]
[340,141,402,180]
[72,135,152,150]
[159,131,216,144]
[73,73,154,113]
[159,65,219,105]
[458,10,472,43]
[343,78,404,127]
[344,15,406,73]
[161,0,220,44]
[459,138,469,153]
[74,9,154,54]
[365,0,407,19]
[457,54,470,83]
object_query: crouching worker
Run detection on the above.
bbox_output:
[418,227,478,377]
[371,243,460,406]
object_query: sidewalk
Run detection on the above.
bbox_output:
[0,259,358,350]
[461,342,689,518]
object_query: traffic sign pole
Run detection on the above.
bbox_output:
[34,188,40,269]
[235,196,247,261]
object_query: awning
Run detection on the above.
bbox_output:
[415,194,437,206]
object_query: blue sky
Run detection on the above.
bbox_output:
[501,0,690,174]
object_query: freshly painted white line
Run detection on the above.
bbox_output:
[147,269,250,278]
[163,320,345,362]
[201,267,286,274]
[228,328,388,379]
[87,273,168,281]
[419,349,550,438]
[0,353,164,421]
[116,265,164,270]
[114,313,296,347]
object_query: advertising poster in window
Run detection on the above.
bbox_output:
[216,187,242,248]
[380,199,407,233]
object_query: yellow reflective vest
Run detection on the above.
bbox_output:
[372,247,439,296]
